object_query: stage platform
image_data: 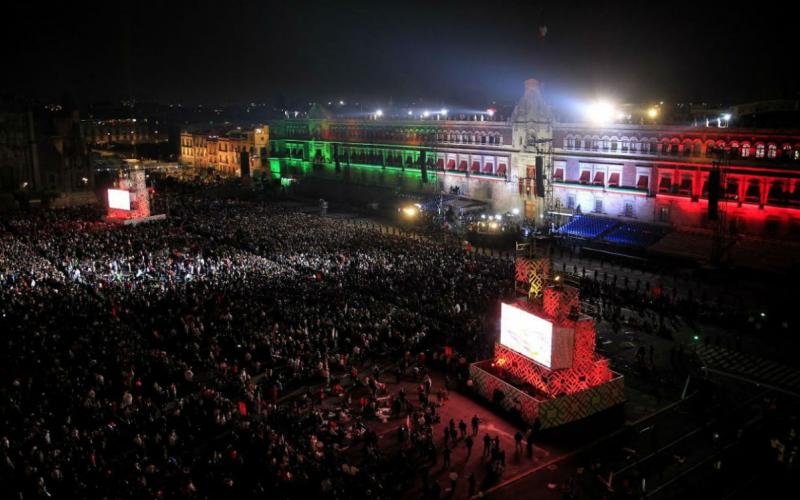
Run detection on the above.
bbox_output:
[470,360,625,430]
[105,214,167,225]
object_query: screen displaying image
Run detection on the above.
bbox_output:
[108,189,131,210]
[500,302,554,368]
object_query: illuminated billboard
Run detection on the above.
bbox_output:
[500,303,574,369]
[108,189,131,210]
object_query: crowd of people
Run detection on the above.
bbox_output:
[0,193,514,498]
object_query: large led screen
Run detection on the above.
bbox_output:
[500,302,554,368]
[108,189,131,210]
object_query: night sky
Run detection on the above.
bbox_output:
[3,0,798,107]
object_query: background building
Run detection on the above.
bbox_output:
[1,100,95,209]
[180,126,269,175]
[263,79,800,244]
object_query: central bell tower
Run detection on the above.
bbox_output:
[511,79,554,226]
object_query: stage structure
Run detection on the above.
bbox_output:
[106,168,165,224]
[470,248,624,429]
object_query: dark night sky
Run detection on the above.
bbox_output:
[3,0,798,107]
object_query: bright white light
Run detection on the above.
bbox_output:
[616,111,627,120]
[500,303,554,368]
[108,189,131,210]
[722,113,731,120]
[422,110,430,118]
[486,108,495,117]
[339,100,344,105]
[408,110,413,116]
[647,107,659,119]
[512,208,520,215]
[481,214,486,219]
[586,101,616,124]
[494,214,502,220]
[441,108,448,116]
[375,109,383,117]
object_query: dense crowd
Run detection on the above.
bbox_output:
[0,196,513,498]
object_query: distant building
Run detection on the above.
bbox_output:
[83,118,167,146]
[0,102,94,207]
[180,126,269,175]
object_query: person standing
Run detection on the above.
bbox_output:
[514,431,524,456]
[465,435,474,458]
[483,434,492,458]
[448,469,458,495]
[458,419,467,439]
[526,430,535,459]
[471,414,480,436]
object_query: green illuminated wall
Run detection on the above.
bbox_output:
[269,138,438,192]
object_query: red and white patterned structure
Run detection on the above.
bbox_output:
[471,260,624,429]
[106,169,151,221]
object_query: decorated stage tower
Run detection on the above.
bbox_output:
[470,242,625,429]
[106,165,165,224]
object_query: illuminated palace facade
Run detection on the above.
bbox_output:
[552,125,800,238]
[266,80,800,239]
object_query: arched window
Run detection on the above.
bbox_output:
[755,143,765,158]
[767,144,777,159]
[741,142,751,158]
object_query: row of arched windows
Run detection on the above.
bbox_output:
[322,125,505,146]
[655,171,800,207]
[562,135,800,161]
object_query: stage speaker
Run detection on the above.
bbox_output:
[708,168,720,220]
[239,151,250,178]
[535,156,545,197]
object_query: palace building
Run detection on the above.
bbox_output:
[239,79,800,245]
